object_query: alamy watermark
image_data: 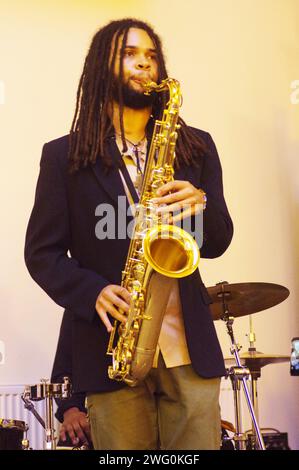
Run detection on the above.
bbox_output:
[95,196,204,248]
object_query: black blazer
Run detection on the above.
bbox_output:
[51,309,86,422]
[25,128,233,393]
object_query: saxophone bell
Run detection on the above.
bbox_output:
[143,224,199,278]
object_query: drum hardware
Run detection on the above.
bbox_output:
[208,280,290,451]
[22,437,31,449]
[22,376,71,450]
[224,329,265,450]
[208,281,290,321]
[226,365,251,450]
[0,418,30,450]
[225,316,289,450]
[211,281,267,450]
[21,394,46,428]
[220,420,236,450]
[245,428,290,450]
[56,442,91,450]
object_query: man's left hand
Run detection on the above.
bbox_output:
[60,407,91,446]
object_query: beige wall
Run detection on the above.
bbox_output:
[0,0,298,448]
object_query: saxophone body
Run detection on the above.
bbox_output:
[106,78,200,386]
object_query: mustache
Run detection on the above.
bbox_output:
[111,77,156,109]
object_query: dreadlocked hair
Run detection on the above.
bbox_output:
[68,18,207,173]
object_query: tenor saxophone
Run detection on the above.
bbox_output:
[106,78,200,386]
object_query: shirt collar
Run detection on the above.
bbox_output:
[115,135,147,165]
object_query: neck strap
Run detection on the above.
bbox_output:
[109,138,139,205]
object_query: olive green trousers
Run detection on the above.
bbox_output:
[87,355,221,450]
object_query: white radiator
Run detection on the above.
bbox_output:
[0,384,59,450]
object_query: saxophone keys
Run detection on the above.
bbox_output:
[142,314,152,321]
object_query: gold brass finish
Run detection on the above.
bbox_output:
[106,78,200,386]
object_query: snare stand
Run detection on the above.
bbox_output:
[217,282,266,450]
[22,379,56,450]
[22,376,71,450]
[42,378,56,450]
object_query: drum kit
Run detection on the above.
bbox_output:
[22,377,72,450]
[0,377,72,451]
[208,281,290,450]
[0,281,290,451]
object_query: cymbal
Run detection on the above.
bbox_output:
[224,351,290,369]
[207,282,289,320]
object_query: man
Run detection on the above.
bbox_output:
[25,18,233,449]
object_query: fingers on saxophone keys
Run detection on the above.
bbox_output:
[117,286,131,305]
[97,307,113,333]
[102,300,127,324]
[108,285,131,305]
[156,201,181,214]
[151,192,181,206]
[109,292,130,313]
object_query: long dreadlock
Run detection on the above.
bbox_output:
[68,18,207,173]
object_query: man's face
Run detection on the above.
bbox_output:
[112,28,159,109]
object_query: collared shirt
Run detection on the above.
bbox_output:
[115,136,191,368]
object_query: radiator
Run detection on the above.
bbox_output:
[0,384,59,450]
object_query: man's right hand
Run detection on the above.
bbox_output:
[95,284,131,332]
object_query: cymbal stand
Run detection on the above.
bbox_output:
[217,282,265,450]
[227,361,250,449]
[245,315,262,449]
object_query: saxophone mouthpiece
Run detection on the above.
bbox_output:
[143,81,158,95]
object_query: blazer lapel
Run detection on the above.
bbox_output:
[91,137,199,208]
[174,159,203,187]
[174,164,188,182]
[91,138,127,209]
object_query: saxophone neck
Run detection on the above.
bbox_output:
[143,78,182,109]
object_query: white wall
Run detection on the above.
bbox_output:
[0,0,298,449]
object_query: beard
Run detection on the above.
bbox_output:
[112,77,156,110]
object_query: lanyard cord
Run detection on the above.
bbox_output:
[117,133,146,175]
